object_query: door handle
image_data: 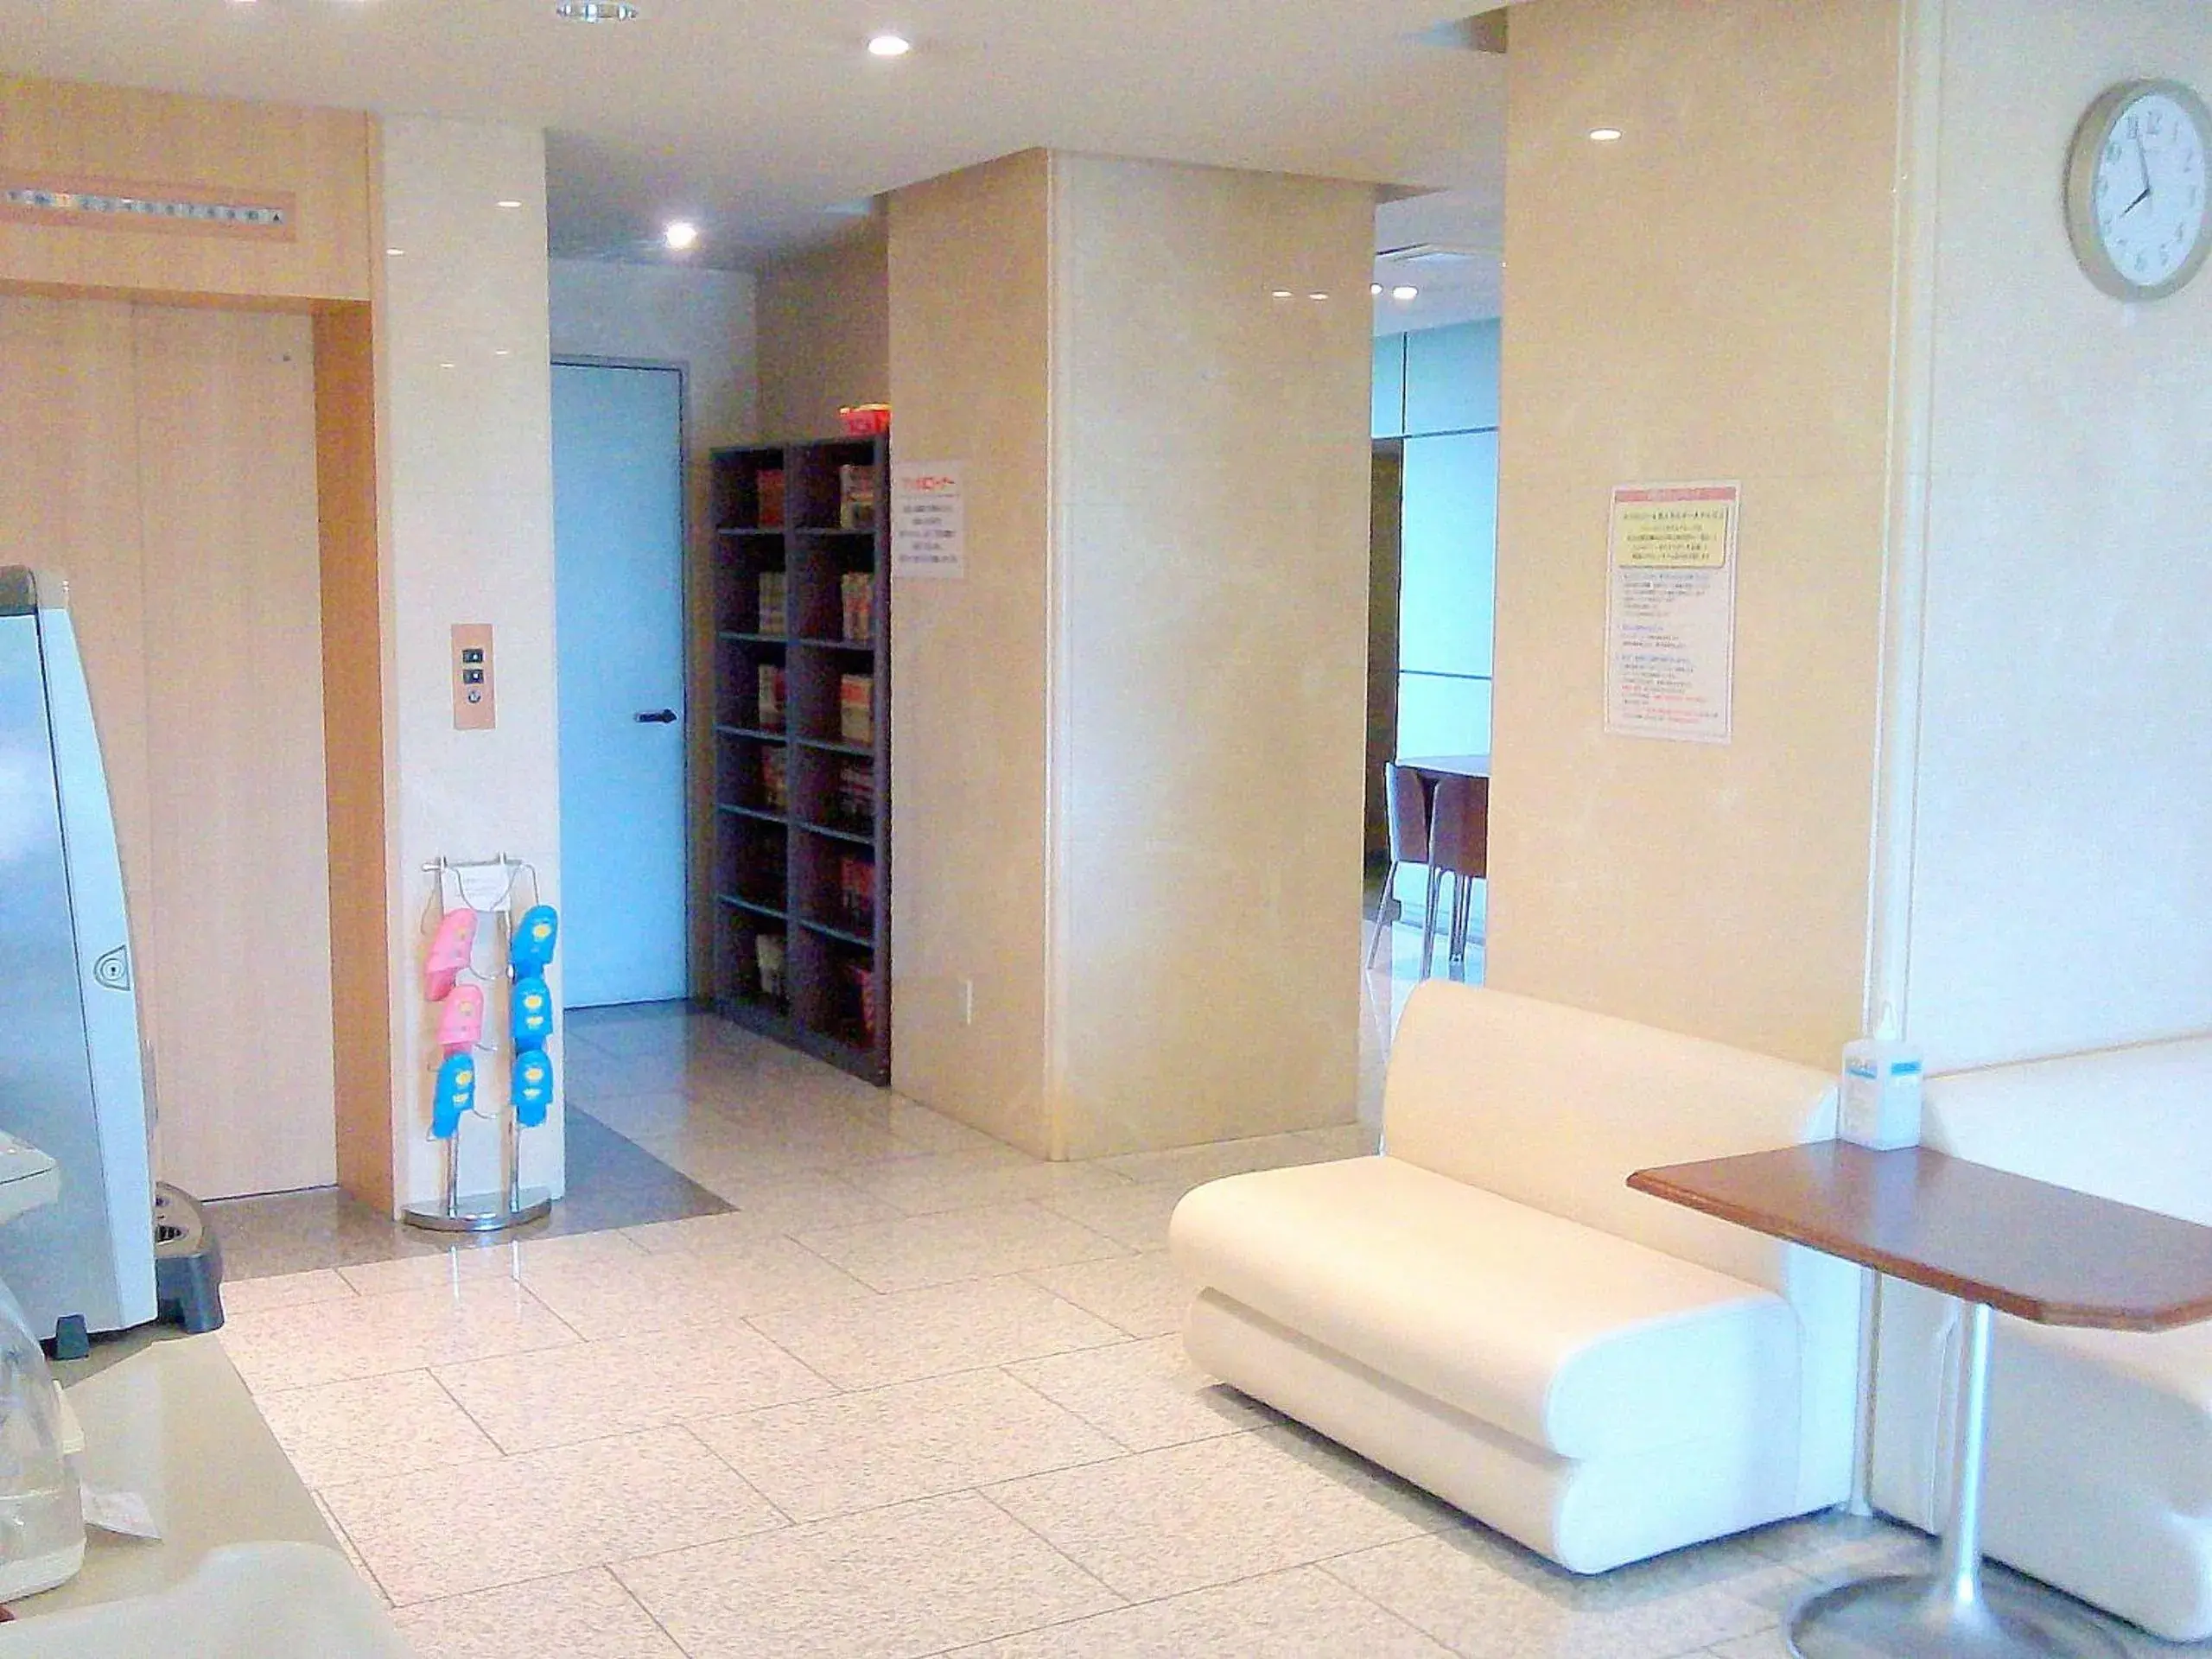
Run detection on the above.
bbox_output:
[635,709,678,725]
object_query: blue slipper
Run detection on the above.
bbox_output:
[512,975,556,1049]
[511,905,560,976]
[431,1052,477,1140]
[512,1049,555,1128]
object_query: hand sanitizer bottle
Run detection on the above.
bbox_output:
[1840,1037,1923,1151]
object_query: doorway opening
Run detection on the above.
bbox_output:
[552,358,690,1009]
[1363,321,1502,996]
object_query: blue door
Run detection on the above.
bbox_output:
[553,362,687,1007]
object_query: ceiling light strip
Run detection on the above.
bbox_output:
[0,173,296,242]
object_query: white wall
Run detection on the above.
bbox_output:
[380,118,564,1206]
[1897,0,2212,1069]
[548,260,756,448]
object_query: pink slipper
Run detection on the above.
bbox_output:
[437,983,485,1053]
[424,909,478,1001]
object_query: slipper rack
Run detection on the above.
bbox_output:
[404,855,558,1234]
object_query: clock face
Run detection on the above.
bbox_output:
[2069,80,2212,300]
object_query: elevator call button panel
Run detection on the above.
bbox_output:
[452,624,496,730]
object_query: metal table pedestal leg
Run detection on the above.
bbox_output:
[1789,1302,2127,1657]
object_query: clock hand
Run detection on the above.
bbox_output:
[2133,129,2155,211]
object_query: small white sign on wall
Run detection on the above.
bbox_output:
[891,461,966,579]
[1603,480,1740,744]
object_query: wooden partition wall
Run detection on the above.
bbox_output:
[314,305,394,1212]
[0,78,393,1206]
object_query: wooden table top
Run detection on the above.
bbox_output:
[1629,1141,2212,1331]
[1397,753,1491,780]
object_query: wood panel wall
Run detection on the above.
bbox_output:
[135,306,338,1197]
[0,296,340,1198]
[0,78,372,305]
[0,77,391,1205]
[314,304,395,1211]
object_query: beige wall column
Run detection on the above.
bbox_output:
[889,149,1373,1159]
[378,118,563,1207]
[887,153,1055,1154]
[1487,0,1904,1068]
[757,219,890,442]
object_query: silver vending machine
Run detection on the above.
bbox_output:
[0,568,158,1348]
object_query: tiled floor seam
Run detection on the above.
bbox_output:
[513,1273,593,1344]
[420,1361,518,1459]
[771,1220,887,1281]
[1281,1551,1478,1658]
[675,1409,1138,1530]
[664,1419,799,1529]
[730,1321,1109,1396]
[987,1357,1157,1457]
[947,1496,1451,1656]
[312,1492,398,1609]
[381,1553,626,1615]
[965,1481,1135,1615]
[624,1573,702,1659]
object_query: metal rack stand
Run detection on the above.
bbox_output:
[403,855,555,1235]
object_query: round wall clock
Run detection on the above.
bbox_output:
[2064,79,2210,301]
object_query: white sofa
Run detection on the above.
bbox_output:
[1169,982,1860,1573]
[1869,1035,2212,1641]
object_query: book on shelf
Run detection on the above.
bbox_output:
[754,932,786,1001]
[837,855,876,930]
[836,762,874,829]
[840,572,874,643]
[757,571,787,635]
[839,674,874,745]
[838,464,878,531]
[758,664,786,731]
[845,960,879,1043]
[759,747,789,811]
[756,467,785,529]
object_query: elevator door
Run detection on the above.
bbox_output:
[0,296,334,1198]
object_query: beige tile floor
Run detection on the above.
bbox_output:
[214,918,2178,1658]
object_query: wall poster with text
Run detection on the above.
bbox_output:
[1603,480,1739,744]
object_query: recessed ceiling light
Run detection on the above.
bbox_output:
[385,247,404,257]
[664,219,700,251]
[1370,283,1383,296]
[494,348,512,357]
[1391,284,1420,301]
[496,199,524,210]
[555,2,639,20]
[867,32,912,57]
[1270,289,1294,300]
[1307,292,1330,302]
[1590,127,1624,143]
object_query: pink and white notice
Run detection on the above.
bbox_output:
[1603,481,1739,744]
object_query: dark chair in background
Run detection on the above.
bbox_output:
[1366,762,1432,968]
[1422,772,1489,980]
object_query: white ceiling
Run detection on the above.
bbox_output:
[1371,186,1504,334]
[4,0,1507,317]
